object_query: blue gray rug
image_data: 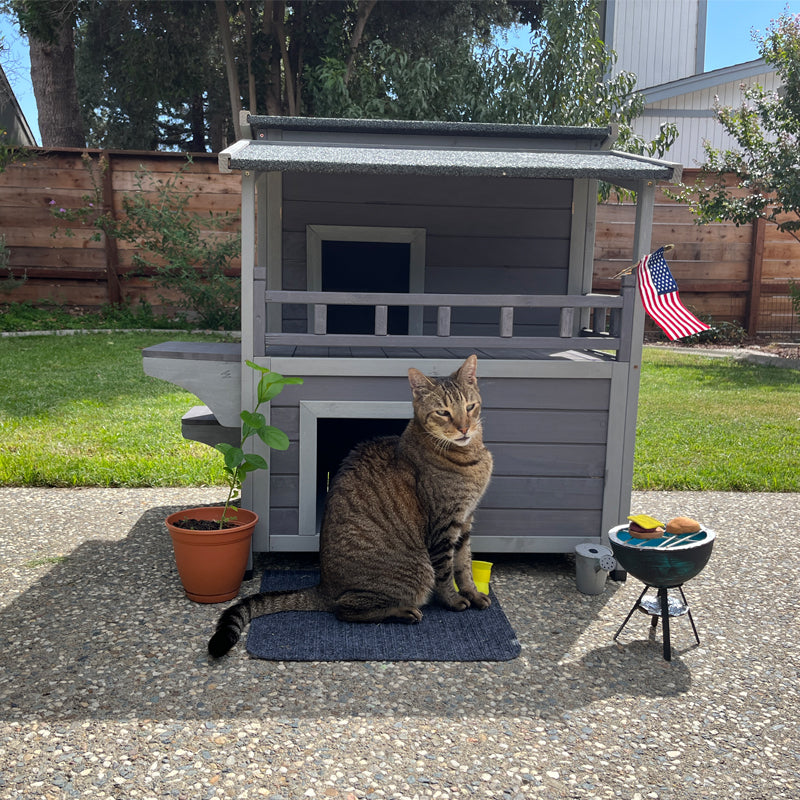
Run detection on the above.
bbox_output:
[246,569,521,662]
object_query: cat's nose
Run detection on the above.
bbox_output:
[458,425,469,435]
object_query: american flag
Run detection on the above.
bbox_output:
[636,248,710,341]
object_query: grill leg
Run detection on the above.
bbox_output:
[659,587,672,661]
[677,584,701,646]
[613,585,650,642]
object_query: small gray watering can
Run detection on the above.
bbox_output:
[574,543,617,595]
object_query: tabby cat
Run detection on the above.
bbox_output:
[208,354,493,658]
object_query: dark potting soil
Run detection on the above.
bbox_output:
[170,518,239,531]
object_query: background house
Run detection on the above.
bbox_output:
[602,0,782,167]
[0,63,35,146]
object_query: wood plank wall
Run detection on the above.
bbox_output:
[1,152,797,336]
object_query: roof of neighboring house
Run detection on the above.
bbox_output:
[220,116,681,186]
[640,58,774,104]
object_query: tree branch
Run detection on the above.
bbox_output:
[344,0,377,85]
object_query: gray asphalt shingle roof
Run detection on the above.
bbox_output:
[219,115,681,185]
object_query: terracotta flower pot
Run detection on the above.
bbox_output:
[165,507,258,603]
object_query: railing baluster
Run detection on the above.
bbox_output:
[375,305,388,336]
[500,306,514,338]
[592,307,608,335]
[313,304,327,335]
[437,306,452,337]
[559,307,575,338]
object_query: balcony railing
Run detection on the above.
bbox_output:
[262,287,636,360]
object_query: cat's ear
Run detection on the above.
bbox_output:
[408,367,435,397]
[454,354,478,385]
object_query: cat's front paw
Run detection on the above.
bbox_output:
[470,591,492,610]
[439,592,471,612]
[461,590,491,610]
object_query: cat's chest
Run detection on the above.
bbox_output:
[421,453,492,520]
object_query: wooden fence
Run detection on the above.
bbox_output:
[0,148,240,310]
[1,151,798,336]
[594,170,800,337]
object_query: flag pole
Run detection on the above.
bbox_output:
[609,243,674,280]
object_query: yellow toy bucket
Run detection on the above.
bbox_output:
[454,560,493,594]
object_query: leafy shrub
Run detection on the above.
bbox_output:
[681,316,748,346]
[53,155,240,330]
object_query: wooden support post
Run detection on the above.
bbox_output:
[746,217,766,336]
[100,152,122,305]
[374,305,388,335]
[437,306,451,337]
[499,306,514,337]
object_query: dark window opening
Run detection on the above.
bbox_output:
[321,240,411,334]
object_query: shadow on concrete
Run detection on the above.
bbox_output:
[0,504,691,723]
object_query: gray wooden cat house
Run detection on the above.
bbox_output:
[143,114,680,555]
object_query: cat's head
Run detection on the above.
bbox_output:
[408,355,483,447]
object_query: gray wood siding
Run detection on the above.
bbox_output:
[279,173,573,336]
[261,370,611,543]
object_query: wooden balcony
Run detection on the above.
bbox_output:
[262,286,637,361]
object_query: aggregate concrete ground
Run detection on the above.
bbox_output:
[1,487,798,800]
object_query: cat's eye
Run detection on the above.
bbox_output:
[466,403,476,412]
[435,409,451,417]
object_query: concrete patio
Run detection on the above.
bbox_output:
[1,487,797,799]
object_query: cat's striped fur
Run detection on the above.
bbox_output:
[208,354,493,658]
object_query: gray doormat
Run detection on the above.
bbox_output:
[245,569,521,662]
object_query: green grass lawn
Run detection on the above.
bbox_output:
[0,334,798,490]
[0,332,228,487]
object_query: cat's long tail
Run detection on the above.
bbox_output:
[208,587,328,658]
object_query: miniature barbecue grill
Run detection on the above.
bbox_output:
[608,524,716,660]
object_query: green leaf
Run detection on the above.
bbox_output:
[257,380,285,404]
[241,410,266,431]
[222,446,244,470]
[258,426,290,450]
[243,453,269,470]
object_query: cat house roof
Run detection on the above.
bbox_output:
[218,114,681,189]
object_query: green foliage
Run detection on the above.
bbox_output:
[213,362,303,526]
[679,317,748,346]
[75,1,224,151]
[0,127,29,172]
[53,154,240,329]
[0,299,194,332]
[670,12,800,243]
[307,0,676,174]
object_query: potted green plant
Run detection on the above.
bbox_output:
[165,361,302,603]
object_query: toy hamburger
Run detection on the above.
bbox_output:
[627,514,666,539]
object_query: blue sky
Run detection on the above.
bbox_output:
[2,0,798,146]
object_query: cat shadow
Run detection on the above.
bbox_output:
[0,504,692,723]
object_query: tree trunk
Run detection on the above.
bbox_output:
[242,2,258,114]
[215,0,242,140]
[29,21,85,147]
[263,2,285,115]
[190,95,206,152]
